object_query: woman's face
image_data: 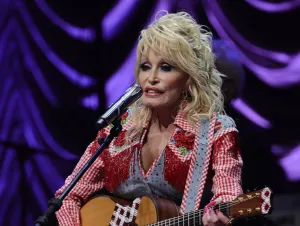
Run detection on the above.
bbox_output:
[138,48,189,110]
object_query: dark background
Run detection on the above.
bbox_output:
[1,0,300,225]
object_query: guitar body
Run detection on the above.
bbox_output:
[80,195,179,226]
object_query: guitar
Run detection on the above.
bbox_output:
[80,187,272,226]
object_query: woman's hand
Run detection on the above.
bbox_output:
[202,199,232,226]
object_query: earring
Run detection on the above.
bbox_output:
[180,90,188,109]
[181,87,192,100]
[181,90,188,100]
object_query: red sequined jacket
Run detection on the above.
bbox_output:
[55,111,243,226]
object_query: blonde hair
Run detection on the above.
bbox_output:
[128,11,224,141]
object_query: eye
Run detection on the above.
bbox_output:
[140,63,150,71]
[160,63,173,72]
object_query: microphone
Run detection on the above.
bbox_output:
[95,84,142,130]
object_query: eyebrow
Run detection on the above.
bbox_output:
[140,56,148,62]
[140,56,167,64]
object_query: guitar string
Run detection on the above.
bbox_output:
[148,199,249,226]
[149,200,240,226]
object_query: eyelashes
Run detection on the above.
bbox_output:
[160,64,173,72]
[139,62,174,72]
[140,63,150,71]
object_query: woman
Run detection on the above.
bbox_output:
[55,11,243,226]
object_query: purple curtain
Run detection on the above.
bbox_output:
[0,0,299,225]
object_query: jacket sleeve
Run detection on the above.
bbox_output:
[211,130,243,202]
[54,130,107,226]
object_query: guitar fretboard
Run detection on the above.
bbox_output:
[148,203,230,226]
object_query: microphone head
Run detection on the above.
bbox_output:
[95,84,142,131]
[95,118,107,131]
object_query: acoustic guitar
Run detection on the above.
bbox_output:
[80,187,272,226]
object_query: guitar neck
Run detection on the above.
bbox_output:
[148,203,230,226]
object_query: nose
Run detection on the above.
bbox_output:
[147,69,159,85]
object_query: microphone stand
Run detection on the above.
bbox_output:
[34,119,123,226]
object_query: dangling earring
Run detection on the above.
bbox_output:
[181,86,193,100]
[180,90,189,109]
[181,90,188,100]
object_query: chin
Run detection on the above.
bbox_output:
[141,98,163,109]
[142,98,176,110]
[142,102,162,109]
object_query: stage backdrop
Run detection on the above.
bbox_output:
[0,0,300,225]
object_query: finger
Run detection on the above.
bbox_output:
[202,210,209,226]
[205,211,213,226]
[208,208,219,225]
[216,209,231,225]
[205,197,223,209]
[206,200,216,208]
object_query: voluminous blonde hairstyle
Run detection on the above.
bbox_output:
[129,11,224,139]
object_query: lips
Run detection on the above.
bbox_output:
[144,86,163,94]
[144,86,163,98]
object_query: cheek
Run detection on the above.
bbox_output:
[137,73,147,86]
[166,79,186,94]
[166,89,182,102]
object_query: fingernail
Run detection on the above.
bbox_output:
[215,209,219,214]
